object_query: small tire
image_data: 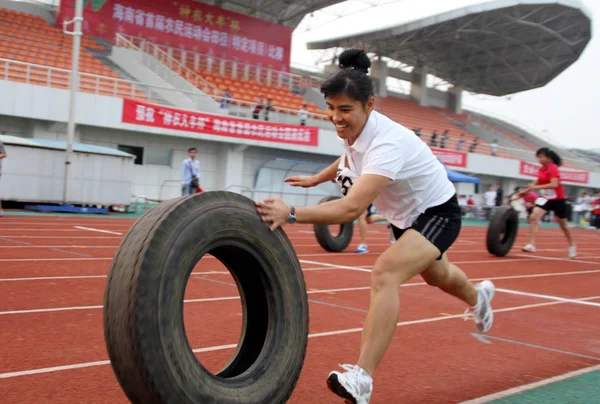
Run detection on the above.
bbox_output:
[103,191,309,404]
[313,196,354,252]
[486,206,519,257]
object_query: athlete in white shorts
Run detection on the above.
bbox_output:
[256,48,495,404]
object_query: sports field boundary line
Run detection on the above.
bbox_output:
[459,364,600,403]
[2,296,600,379]
[73,226,123,235]
[496,288,600,307]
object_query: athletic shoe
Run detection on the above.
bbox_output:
[522,244,536,253]
[466,280,495,333]
[569,245,577,259]
[327,364,373,404]
[356,244,369,254]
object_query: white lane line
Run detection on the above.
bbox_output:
[459,364,600,403]
[496,288,600,308]
[73,226,123,235]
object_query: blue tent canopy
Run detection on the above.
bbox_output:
[440,161,480,184]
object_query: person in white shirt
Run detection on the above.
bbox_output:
[256,49,495,404]
[298,104,309,126]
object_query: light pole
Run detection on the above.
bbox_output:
[62,0,84,204]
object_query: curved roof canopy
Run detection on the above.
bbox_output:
[194,0,345,28]
[306,0,592,96]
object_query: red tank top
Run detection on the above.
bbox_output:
[537,163,565,200]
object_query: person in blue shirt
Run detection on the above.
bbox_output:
[181,147,200,196]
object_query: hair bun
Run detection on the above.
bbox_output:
[338,48,371,74]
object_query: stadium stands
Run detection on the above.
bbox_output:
[118,34,326,118]
[0,6,596,170]
[0,8,147,100]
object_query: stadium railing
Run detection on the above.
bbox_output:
[118,33,325,93]
[0,57,332,128]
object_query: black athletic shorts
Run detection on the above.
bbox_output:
[390,194,462,260]
[535,198,568,219]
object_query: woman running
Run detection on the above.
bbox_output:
[521,148,576,258]
[257,48,495,404]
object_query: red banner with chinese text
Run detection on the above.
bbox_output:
[122,99,319,146]
[519,161,589,184]
[431,148,468,168]
[56,0,292,71]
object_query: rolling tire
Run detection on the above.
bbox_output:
[486,206,519,257]
[103,191,309,404]
[313,195,354,252]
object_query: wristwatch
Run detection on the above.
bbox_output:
[287,207,297,224]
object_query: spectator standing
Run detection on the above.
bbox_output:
[298,104,309,126]
[429,130,438,147]
[0,139,6,216]
[264,98,273,121]
[456,134,465,151]
[440,130,449,149]
[219,88,232,114]
[181,147,200,196]
[484,185,496,219]
[469,137,479,153]
[491,139,498,156]
[252,95,265,119]
[495,183,504,206]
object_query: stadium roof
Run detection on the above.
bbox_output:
[306,0,592,96]
[197,0,345,28]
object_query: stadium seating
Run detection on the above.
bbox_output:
[0,8,147,100]
[375,96,513,158]
[0,8,583,166]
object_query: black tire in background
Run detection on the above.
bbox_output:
[486,206,520,257]
[103,191,309,404]
[313,195,354,252]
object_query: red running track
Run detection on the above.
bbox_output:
[1,216,599,403]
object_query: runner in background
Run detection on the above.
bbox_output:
[520,148,576,258]
[356,205,388,254]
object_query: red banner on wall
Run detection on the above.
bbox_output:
[431,148,468,168]
[56,0,293,70]
[122,99,319,146]
[519,161,589,184]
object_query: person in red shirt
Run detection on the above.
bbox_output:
[520,148,576,258]
[592,194,600,230]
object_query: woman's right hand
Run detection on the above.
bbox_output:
[285,175,317,188]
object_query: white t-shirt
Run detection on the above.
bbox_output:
[335,110,456,229]
[484,191,496,206]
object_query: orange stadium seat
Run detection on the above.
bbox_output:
[373,97,513,159]
[0,8,145,101]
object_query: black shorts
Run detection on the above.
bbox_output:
[366,204,375,217]
[390,194,462,260]
[535,198,568,219]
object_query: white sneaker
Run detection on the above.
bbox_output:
[355,244,369,254]
[569,245,577,259]
[522,244,536,253]
[327,364,373,404]
[466,280,495,333]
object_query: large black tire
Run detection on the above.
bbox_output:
[103,191,309,404]
[486,206,520,257]
[313,195,354,252]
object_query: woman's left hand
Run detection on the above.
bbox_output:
[256,198,291,231]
